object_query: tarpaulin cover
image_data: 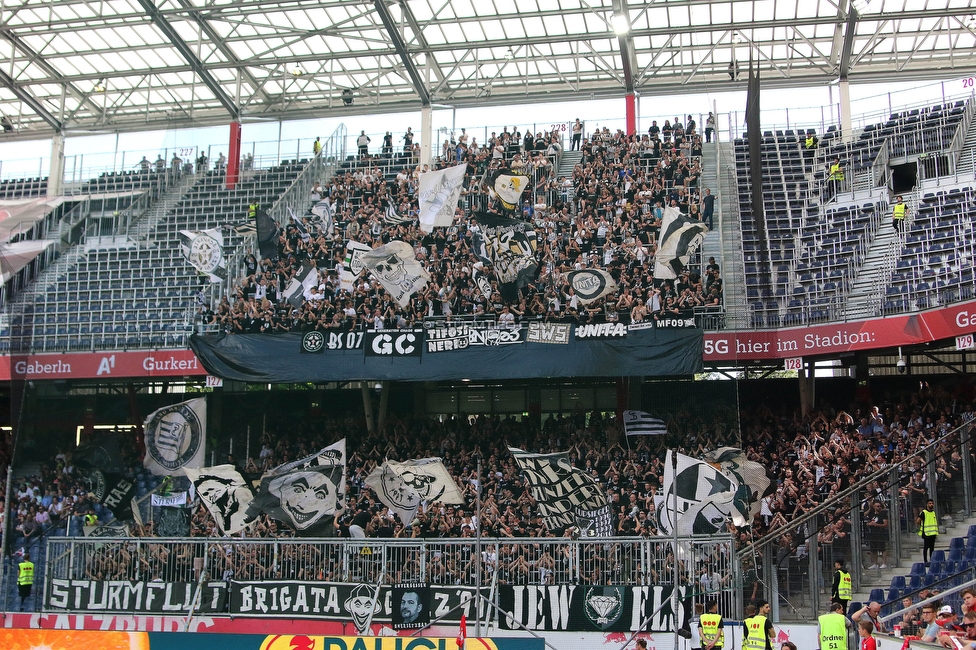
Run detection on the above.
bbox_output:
[189,326,703,382]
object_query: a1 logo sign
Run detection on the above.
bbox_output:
[784,357,803,371]
[957,334,974,351]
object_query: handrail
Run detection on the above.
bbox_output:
[739,419,975,557]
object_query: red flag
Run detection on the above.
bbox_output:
[457,614,467,648]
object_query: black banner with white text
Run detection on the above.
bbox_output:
[46,580,227,614]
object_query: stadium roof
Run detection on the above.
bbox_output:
[1,0,975,138]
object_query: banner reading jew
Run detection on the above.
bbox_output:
[498,584,690,632]
[509,448,613,537]
[143,398,207,477]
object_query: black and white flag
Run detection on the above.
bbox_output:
[486,167,530,212]
[623,410,668,436]
[185,465,254,534]
[384,197,412,225]
[654,207,708,280]
[657,450,744,536]
[311,198,335,235]
[471,213,538,301]
[282,262,318,309]
[179,228,225,283]
[362,241,430,307]
[418,163,466,232]
[365,458,464,526]
[704,447,775,518]
[143,398,207,477]
[248,463,344,535]
[344,240,372,276]
[287,206,311,242]
[509,448,613,537]
[78,467,135,520]
[564,269,617,305]
[255,208,280,260]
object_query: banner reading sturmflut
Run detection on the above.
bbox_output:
[509,448,613,537]
[143,398,207,477]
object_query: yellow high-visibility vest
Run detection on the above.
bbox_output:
[837,570,852,601]
[829,164,844,181]
[700,613,724,647]
[806,136,816,148]
[893,203,907,220]
[17,561,34,585]
[919,509,938,536]
[819,612,848,650]
[745,615,770,650]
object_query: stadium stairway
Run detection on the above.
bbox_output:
[126,172,203,242]
[852,510,976,611]
[699,143,721,265]
[953,109,976,178]
[843,191,917,321]
[715,142,749,328]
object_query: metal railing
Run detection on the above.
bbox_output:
[740,419,975,621]
[38,534,738,616]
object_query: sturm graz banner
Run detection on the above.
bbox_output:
[46,580,227,613]
[229,581,482,629]
[499,584,690,632]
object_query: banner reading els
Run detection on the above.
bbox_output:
[704,300,976,362]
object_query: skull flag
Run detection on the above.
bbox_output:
[656,450,747,536]
[362,241,430,307]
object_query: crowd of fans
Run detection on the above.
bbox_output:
[204,118,722,335]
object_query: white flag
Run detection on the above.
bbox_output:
[185,465,254,534]
[143,398,207,476]
[365,457,464,525]
[418,163,467,233]
[362,241,430,307]
[653,207,708,280]
[657,450,746,536]
[311,198,335,235]
[623,410,668,436]
[344,240,372,275]
[151,492,188,507]
[179,229,225,283]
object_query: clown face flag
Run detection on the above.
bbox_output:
[419,163,467,233]
[179,229,225,283]
[471,213,538,301]
[185,465,254,535]
[365,458,464,526]
[565,269,617,305]
[657,451,747,536]
[509,448,613,537]
[143,398,207,477]
[362,241,430,307]
[653,207,708,280]
[249,464,344,534]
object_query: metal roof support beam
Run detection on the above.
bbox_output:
[0,68,62,132]
[839,4,860,80]
[373,0,431,106]
[136,0,239,120]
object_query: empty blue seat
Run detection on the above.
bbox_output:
[870,588,885,602]
[923,574,937,587]
[890,576,906,590]
[911,562,926,575]
[950,548,964,562]
[930,561,943,575]
[950,537,966,550]
[887,588,901,603]
[908,575,922,589]
[932,550,946,563]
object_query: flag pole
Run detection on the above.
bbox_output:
[475,456,483,639]
[671,449,681,650]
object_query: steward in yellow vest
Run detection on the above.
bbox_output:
[819,601,850,650]
[745,601,774,650]
[917,499,939,564]
[806,135,817,149]
[699,601,724,649]
[833,559,852,607]
[829,159,845,182]
[17,552,34,611]
[892,197,907,232]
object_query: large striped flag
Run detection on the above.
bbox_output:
[653,206,708,279]
[623,410,668,436]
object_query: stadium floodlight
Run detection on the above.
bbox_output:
[611,14,630,36]
[290,66,304,77]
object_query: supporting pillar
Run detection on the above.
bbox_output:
[362,383,376,435]
[615,377,628,435]
[625,93,637,136]
[839,79,853,144]
[377,380,390,434]
[420,105,432,167]
[798,360,815,417]
[226,121,242,189]
[47,132,65,197]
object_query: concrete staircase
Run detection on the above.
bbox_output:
[853,511,976,604]
[699,143,721,264]
[954,113,976,177]
[843,220,899,321]
[713,143,749,328]
[126,172,200,242]
[557,150,582,179]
